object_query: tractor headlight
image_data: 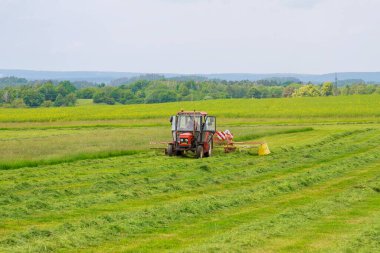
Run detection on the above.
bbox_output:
[180,138,188,144]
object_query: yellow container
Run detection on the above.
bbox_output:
[258,143,271,156]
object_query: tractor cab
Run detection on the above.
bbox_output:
[167,111,216,158]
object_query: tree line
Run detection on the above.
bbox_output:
[0,81,77,107]
[0,77,379,108]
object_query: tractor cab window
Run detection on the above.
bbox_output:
[177,115,201,131]
[170,116,176,131]
[203,116,216,132]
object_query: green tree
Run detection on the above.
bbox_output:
[64,93,77,106]
[320,82,334,96]
[39,82,57,101]
[54,94,65,107]
[92,87,117,104]
[93,91,106,104]
[248,87,261,98]
[130,80,149,93]
[340,85,351,95]
[135,90,145,99]
[23,90,44,107]
[57,81,76,96]
[293,85,320,97]
[104,96,116,105]
[42,100,54,107]
[1,90,10,103]
[268,86,284,98]
[145,90,177,103]
[179,85,190,96]
[282,86,296,97]
[76,87,97,99]
[110,88,124,101]
[10,98,26,108]
[118,89,135,104]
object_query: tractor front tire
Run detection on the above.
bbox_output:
[167,144,174,156]
[196,145,204,159]
[204,140,213,157]
[205,144,212,157]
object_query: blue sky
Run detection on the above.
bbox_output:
[0,0,379,74]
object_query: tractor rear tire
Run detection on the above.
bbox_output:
[196,145,204,159]
[167,144,174,156]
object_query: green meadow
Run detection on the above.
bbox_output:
[0,95,379,252]
[1,95,379,122]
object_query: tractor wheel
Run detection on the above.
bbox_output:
[196,145,204,159]
[167,144,174,156]
[204,140,212,157]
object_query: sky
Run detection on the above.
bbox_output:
[0,0,379,74]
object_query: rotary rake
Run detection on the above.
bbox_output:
[214,130,270,155]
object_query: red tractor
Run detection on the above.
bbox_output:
[166,111,216,158]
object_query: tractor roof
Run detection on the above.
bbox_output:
[177,111,208,116]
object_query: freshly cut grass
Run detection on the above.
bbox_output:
[0,124,318,168]
[0,127,379,252]
[0,127,169,164]
[0,96,379,252]
[234,127,314,141]
[0,150,141,170]
[1,122,375,168]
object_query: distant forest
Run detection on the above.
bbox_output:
[0,75,379,107]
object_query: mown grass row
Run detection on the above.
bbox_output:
[0,125,317,169]
[84,147,380,252]
[0,128,377,221]
[133,160,380,253]
[0,122,168,131]
[0,128,379,252]
[233,127,314,141]
[0,128,376,218]
[0,150,141,171]
[0,126,167,166]
[86,138,380,252]
[180,165,380,253]
[271,188,380,252]
[2,148,379,252]
[0,123,367,171]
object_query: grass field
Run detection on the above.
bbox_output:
[0,95,379,252]
[1,95,379,122]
